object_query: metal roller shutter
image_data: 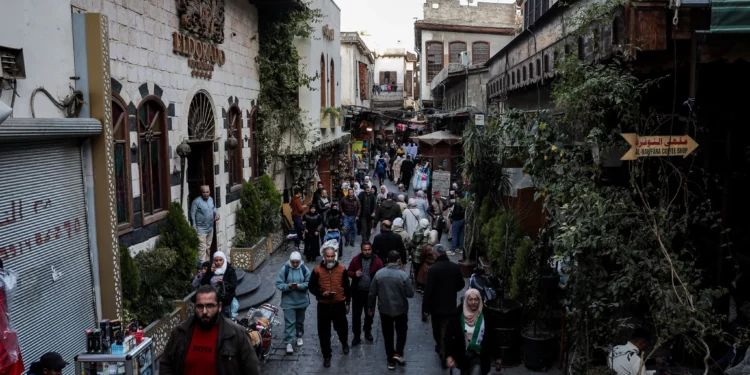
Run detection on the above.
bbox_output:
[0,140,96,374]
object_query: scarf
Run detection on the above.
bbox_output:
[378,185,389,200]
[463,288,483,325]
[462,312,485,354]
[213,251,228,275]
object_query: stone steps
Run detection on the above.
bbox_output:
[237,280,277,316]
[235,271,261,297]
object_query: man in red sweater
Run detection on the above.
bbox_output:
[160,285,259,375]
[347,241,384,346]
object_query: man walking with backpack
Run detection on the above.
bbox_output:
[274,251,311,354]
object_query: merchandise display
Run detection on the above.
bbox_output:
[75,319,153,375]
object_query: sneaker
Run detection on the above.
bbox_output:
[323,357,331,368]
[296,338,303,346]
[446,250,456,256]
[352,337,361,346]
[387,361,396,370]
[286,344,294,354]
[364,332,374,341]
[393,354,405,365]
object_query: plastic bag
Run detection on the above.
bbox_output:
[0,268,21,367]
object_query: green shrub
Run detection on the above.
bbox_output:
[155,202,199,292]
[120,245,140,310]
[235,181,262,246]
[256,174,282,235]
[133,247,181,323]
[510,239,533,301]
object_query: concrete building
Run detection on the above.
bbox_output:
[414,0,516,108]
[372,48,419,110]
[340,32,374,109]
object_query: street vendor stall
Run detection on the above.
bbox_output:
[410,130,463,180]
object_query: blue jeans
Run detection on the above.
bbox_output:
[451,219,465,250]
[344,215,357,245]
[293,217,304,247]
[283,308,306,344]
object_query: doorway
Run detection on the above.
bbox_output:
[187,141,217,256]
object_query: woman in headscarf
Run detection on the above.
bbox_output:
[363,175,373,190]
[409,218,431,260]
[353,182,363,197]
[201,251,238,318]
[377,184,389,205]
[275,251,311,354]
[402,198,423,239]
[392,156,404,185]
[302,205,324,262]
[416,190,430,224]
[444,288,501,375]
[396,194,408,212]
[392,217,410,247]
[416,230,440,292]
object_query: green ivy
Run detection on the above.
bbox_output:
[255,3,323,164]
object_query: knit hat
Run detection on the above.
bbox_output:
[290,251,302,261]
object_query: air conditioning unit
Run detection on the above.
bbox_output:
[460,51,471,67]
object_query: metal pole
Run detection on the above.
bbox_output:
[180,157,186,207]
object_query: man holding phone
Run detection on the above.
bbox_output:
[309,242,351,368]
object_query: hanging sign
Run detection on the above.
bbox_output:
[474,114,485,126]
[620,134,698,160]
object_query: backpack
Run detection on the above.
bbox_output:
[284,264,308,282]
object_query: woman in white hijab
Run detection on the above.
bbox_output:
[377,184,389,203]
[363,175,373,190]
[393,156,404,185]
[396,194,408,212]
[200,251,238,318]
[402,198,423,238]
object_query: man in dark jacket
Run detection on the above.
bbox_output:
[341,187,360,247]
[309,246,352,368]
[423,245,465,364]
[373,192,402,232]
[160,285,260,375]
[371,220,407,266]
[347,241,384,346]
[358,186,377,242]
[399,155,415,193]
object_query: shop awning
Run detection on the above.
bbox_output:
[410,130,462,146]
[711,0,750,33]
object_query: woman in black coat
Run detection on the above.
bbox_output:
[302,205,324,262]
[200,251,238,318]
[444,288,501,375]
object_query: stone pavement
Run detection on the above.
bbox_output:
[251,179,561,375]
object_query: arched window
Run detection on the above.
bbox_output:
[449,41,467,64]
[426,42,444,83]
[536,59,541,76]
[136,96,170,222]
[472,42,490,65]
[511,71,515,85]
[112,93,133,233]
[330,59,335,108]
[228,105,243,187]
[523,66,527,81]
[320,55,327,107]
[544,54,550,73]
[529,63,534,79]
[249,107,260,179]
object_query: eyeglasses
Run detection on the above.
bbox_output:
[195,304,218,311]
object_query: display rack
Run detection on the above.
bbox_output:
[74,337,154,375]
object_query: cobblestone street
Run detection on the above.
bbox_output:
[251,181,561,375]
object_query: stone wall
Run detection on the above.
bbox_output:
[424,0,516,28]
[70,0,261,254]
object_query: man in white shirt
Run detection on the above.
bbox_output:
[609,328,650,375]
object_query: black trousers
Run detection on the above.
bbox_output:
[351,290,373,337]
[317,302,349,358]
[380,313,408,360]
[431,313,451,358]
[359,216,374,242]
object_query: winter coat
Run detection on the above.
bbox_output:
[358,192,377,217]
[392,226,410,248]
[417,245,437,285]
[400,159,415,179]
[444,304,497,375]
[326,210,343,231]
[291,196,305,217]
[423,255,465,315]
[275,261,311,309]
[416,197,430,221]
[374,200,402,228]
[372,231,407,265]
[368,264,414,316]
[201,264,238,308]
[160,314,260,375]
[317,197,331,221]
[402,207,422,238]
[341,196,360,217]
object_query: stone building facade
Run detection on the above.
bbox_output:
[340,31,374,109]
[69,0,262,254]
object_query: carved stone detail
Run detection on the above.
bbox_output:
[178,0,225,44]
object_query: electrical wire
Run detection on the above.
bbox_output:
[30,87,84,118]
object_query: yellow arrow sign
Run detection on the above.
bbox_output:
[620,134,698,160]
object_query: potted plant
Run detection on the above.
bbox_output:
[231,181,268,271]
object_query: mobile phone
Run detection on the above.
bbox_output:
[329,291,336,294]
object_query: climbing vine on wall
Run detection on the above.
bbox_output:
[255,3,323,170]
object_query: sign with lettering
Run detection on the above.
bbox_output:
[173,32,225,79]
[322,25,335,41]
[620,134,699,160]
[474,114,485,126]
[432,171,451,198]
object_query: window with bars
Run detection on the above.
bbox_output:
[358,62,368,100]
[524,0,551,29]
[228,105,243,187]
[449,42,467,64]
[136,97,170,222]
[330,59,335,107]
[426,42,444,83]
[112,93,133,234]
[472,42,490,65]
[320,55,327,107]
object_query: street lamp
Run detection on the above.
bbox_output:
[176,139,192,207]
